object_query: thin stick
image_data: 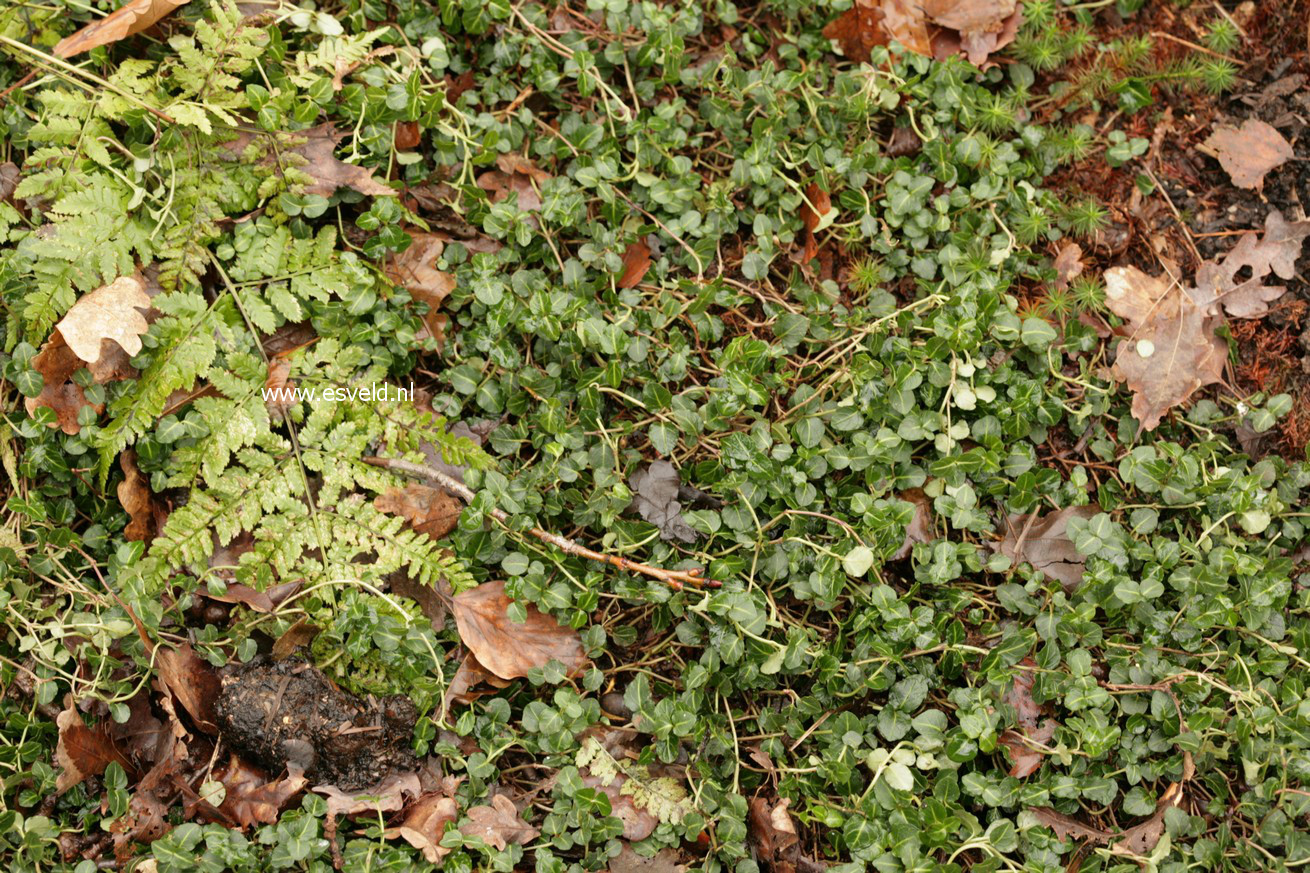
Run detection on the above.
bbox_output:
[363,456,716,591]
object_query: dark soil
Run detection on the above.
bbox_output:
[214,657,419,790]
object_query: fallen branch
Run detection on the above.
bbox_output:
[363,456,716,591]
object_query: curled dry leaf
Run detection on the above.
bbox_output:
[290,123,395,198]
[797,183,834,263]
[54,0,193,58]
[892,488,933,560]
[271,618,320,660]
[445,651,512,706]
[629,460,697,544]
[477,154,551,213]
[452,580,587,681]
[217,756,308,829]
[1104,265,1225,432]
[996,505,1097,590]
[118,449,166,543]
[386,232,456,345]
[156,643,222,735]
[384,792,459,864]
[619,240,653,289]
[998,660,1059,778]
[56,705,130,794]
[748,797,799,862]
[203,580,299,614]
[375,483,462,540]
[1203,119,1294,190]
[263,358,295,419]
[1052,242,1084,292]
[461,794,539,851]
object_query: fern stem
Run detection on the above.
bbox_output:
[363,456,717,591]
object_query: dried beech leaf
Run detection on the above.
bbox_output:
[291,123,395,198]
[1204,119,1294,189]
[118,449,165,543]
[156,643,222,734]
[1104,265,1225,432]
[461,794,539,851]
[452,580,587,681]
[375,483,462,540]
[56,706,129,794]
[54,0,192,57]
[824,0,932,59]
[997,505,1097,590]
[619,240,653,289]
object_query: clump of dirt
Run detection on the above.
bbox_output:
[214,657,418,790]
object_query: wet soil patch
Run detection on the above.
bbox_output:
[215,657,419,791]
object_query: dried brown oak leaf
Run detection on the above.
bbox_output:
[218,755,308,829]
[375,483,462,540]
[54,0,192,57]
[291,123,395,198]
[998,660,1058,778]
[27,275,152,433]
[385,792,459,864]
[748,796,800,862]
[629,460,697,544]
[1203,119,1294,190]
[452,580,587,681]
[823,0,932,60]
[57,273,151,364]
[1194,209,1310,318]
[56,705,130,793]
[461,794,540,851]
[386,232,456,345]
[477,153,551,213]
[996,505,1097,591]
[1029,779,1187,857]
[1104,264,1225,432]
[619,240,653,289]
[608,844,688,873]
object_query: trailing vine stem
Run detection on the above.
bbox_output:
[362,456,716,591]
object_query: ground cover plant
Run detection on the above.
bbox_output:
[1,0,1309,870]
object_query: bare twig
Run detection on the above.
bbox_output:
[363,456,716,590]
